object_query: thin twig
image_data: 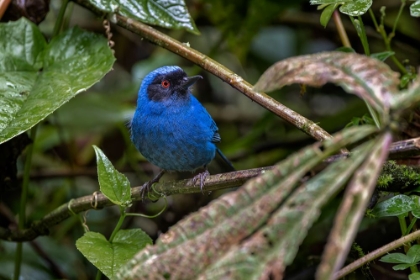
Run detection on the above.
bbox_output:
[335,229,420,279]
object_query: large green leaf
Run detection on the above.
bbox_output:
[87,0,199,34]
[371,194,417,217]
[0,18,115,144]
[411,1,420,17]
[93,146,132,207]
[76,230,152,279]
[380,245,420,270]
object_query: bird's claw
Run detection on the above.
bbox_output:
[140,181,152,201]
[192,169,210,193]
[141,170,165,201]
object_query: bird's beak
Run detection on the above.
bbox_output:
[181,75,203,90]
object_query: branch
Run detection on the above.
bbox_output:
[0,167,270,242]
[334,229,420,279]
[70,0,333,142]
[4,137,420,242]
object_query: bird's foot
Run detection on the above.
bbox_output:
[141,170,165,201]
[192,169,210,192]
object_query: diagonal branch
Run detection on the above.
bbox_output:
[71,0,334,142]
[0,167,270,242]
[4,136,420,242]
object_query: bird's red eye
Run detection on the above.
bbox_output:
[161,80,170,88]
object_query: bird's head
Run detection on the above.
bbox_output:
[139,66,202,103]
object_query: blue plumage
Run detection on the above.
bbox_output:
[130,66,231,194]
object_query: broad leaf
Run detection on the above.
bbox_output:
[371,195,417,217]
[320,4,339,27]
[370,51,395,62]
[381,253,413,264]
[87,0,199,34]
[339,0,372,16]
[93,146,132,207]
[0,18,115,144]
[409,272,420,280]
[380,245,420,271]
[411,1,420,17]
[76,230,152,279]
[253,52,399,113]
[408,245,420,264]
[393,263,415,270]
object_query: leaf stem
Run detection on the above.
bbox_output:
[369,6,407,74]
[391,0,406,38]
[357,16,370,56]
[13,126,37,280]
[332,10,351,48]
[349,16,370,56]
[109,206,126,243]
[365,101,380,129]
[52,0,69,37]
[406,216,417,235]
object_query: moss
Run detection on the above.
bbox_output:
[378,161,420,192]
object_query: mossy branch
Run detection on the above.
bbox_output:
[3,136,420,242]
[0,167,269,242]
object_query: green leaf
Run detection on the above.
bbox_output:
[392,74,420,109]
[393,263,414,270]
[93,146,132,207]
[339,0,372,16]
[310,0,350,4]
[336,46,356,53]
[411,1,420,17]
[407,245,420,264]
[371,195,417,217]
[412,208,420,219]
[76,230,152,279]
[87,0,199,34]
[0,18,115,144]
[399,72,417,89]
[380,253,412,264]
[370,51,395,62]
[320,4,339,28]
[310,0,371,16]
[409,272,420,280]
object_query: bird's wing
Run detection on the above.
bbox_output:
[190,95,221,144]
[211,121,221,143]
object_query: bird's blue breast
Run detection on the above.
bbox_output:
[131,93,217,172]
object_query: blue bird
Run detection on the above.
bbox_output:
[130,66,233,197]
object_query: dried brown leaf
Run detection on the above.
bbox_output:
[254,52,400,112]
[317,132,392,279]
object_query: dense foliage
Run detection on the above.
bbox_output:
[1,0,420,279]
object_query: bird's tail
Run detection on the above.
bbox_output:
[216,148,235,171]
